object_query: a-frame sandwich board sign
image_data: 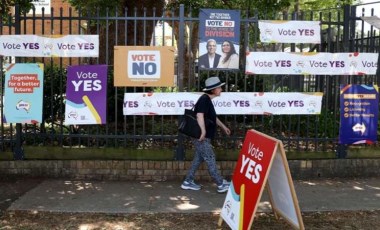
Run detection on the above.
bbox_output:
[220,129,304,230]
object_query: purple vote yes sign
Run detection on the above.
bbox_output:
[65,65,108,125]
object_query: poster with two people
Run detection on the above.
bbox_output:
[198,9,240,70]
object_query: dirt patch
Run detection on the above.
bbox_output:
[0,178,43,216]
[1,211,380,229]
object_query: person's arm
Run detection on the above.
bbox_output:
[197,113,207,141]
[216,117,231,135]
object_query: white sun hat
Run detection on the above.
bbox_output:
[203,76,225,91]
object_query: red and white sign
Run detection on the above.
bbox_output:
[205,20,235,28]
[220,129,304,230]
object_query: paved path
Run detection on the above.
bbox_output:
[7,178,380,214]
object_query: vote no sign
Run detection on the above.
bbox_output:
[220,129,304,230]
[114,46,175,87]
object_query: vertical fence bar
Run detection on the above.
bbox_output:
[336,4,355,158]
[342,5,351,53]
[177,5,185,91]
[0,16,4,152]
[13,4,24,160]
[377,46,380,85]
[175,4,186,160]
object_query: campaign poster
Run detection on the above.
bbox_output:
[198,9,240,70]
[114,46,175,87]
[221,130,304,230]
[259,20,321,44]
[0,35,99,57]
[65,65,108,125]
[246,52,378,75]
[4,63,44,123]
[123,92,322,115]
[221,130,277,230]
[339,85,379,144]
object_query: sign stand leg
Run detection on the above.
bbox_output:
[266,183,279,220]
[218,216,224,227]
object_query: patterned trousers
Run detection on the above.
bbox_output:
[185,138,223,185]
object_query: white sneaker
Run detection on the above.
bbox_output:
[223,179,231,185]
[181,180,201,191]
[217,180,230,193]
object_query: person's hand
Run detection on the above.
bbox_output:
[224,127,231,136]
[198,131,206,141]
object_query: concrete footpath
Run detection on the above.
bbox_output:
[7,177,380,214]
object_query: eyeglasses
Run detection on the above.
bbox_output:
[222,44,230,47]
[207,45,216,47]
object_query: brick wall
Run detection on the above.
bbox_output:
[23,0,78,36]
[0,159,379,181]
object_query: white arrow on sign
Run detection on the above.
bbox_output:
[352,123,366,135]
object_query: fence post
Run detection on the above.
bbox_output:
[337,5,351,159]
[348,5,357,52]
[342,5,351,52]
[177,4,185,91]
[13,4,24,160]
[377,49,380,86]
[175,4,186,161]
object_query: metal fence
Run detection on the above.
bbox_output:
[0,3,379,159]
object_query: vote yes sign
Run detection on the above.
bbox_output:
[65,65,108,125]
[114,46,175,87]
[220,129,304,230]
[222,130,276,230]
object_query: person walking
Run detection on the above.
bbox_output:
[217,40,239,69]
[198,39,221,69]
[181,76,231,193]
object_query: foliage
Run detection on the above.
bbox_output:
[0,0,33,22]
[255,109,339,139]
[165,0,358,19]
[65,0,166,16]
[64,0,356,19]
[296,0,356,28]
[300,0,355,11]
[153,87,178,93]
[43,65,66,124]
[166,0,292,18]
[65,0,119,10]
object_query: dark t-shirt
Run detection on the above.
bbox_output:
[194,94,217,139]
